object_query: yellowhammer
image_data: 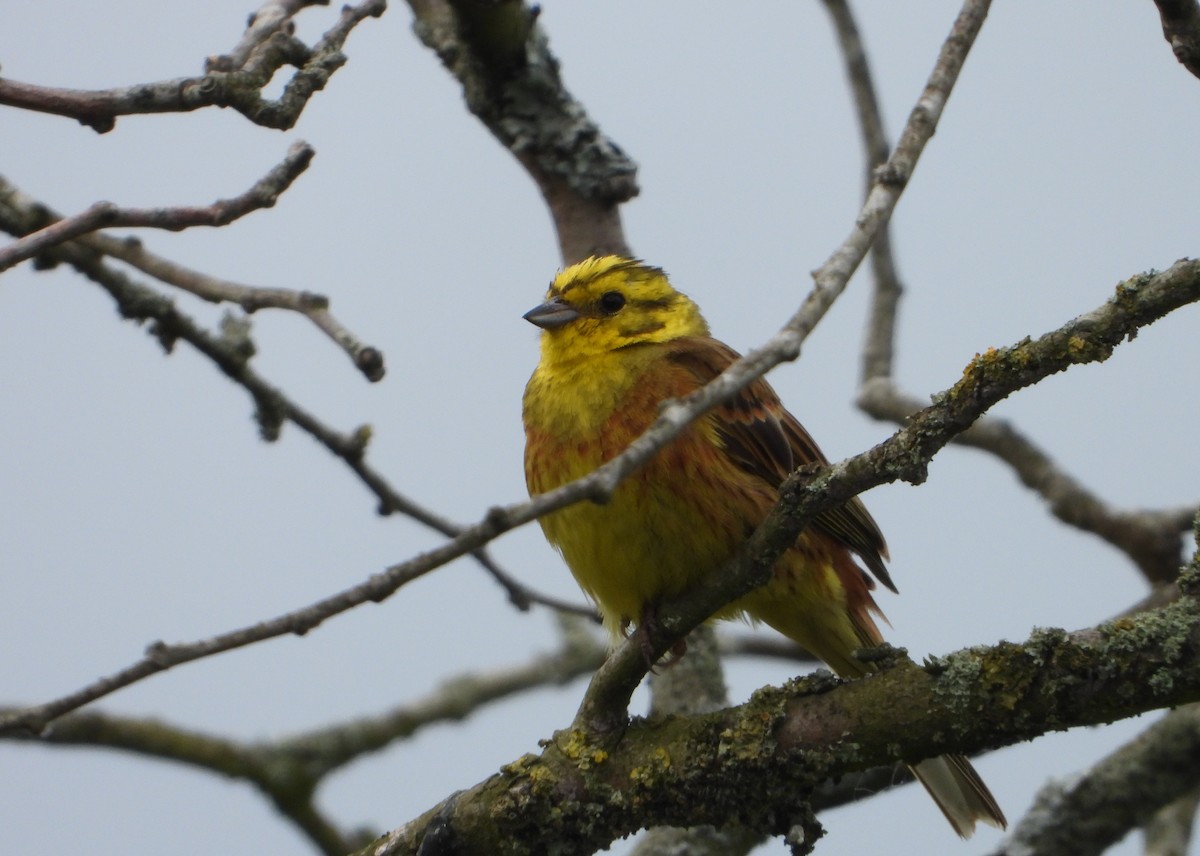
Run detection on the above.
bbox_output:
[522,255,1005,838]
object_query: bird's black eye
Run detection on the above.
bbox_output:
[599,291,626,314]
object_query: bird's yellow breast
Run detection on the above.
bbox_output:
[524,349,772,636]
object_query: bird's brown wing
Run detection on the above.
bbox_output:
[664,336,895,593]
[779,410,895,592]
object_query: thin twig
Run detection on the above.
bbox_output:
[82,231,388,382]
[0,141,314,270]
[821,0,901,385]
[1,632,604,854]
[0,0,386,132]
[825,0,1195,583]
[857,382,1196,582]
[0,144,387,380]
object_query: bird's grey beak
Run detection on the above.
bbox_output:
[523,297,579,330]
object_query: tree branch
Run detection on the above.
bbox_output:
[1,140,313,262]
[0,0,386,132]
[820,0,902,386]
[0,152,388,380]
[2,630,606,855]
[1152,0,1200,80]
[370,560,1200,855]
[825,0,1195,584]
[406,0,636,262]
[4,213,1193,740]
[988,703,1200,856]
[858,382,1196,582]
[87,226,388,380]
[574,258,1200,733]
[1144,787,1200,856]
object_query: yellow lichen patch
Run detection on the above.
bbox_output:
[527,764,555,787]
[553,729,609,771]
[499,753,539,778]
[557,729,590,761]
[961,346,1000,383]
[628,747,672,786]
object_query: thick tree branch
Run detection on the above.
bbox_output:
[371,561,1200,855]
[0,0,386,132]
[406,0,635,263]
[988,703,1200,856]
[1153,0,1200,80]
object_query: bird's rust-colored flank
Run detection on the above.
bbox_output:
[521,255,1006,838]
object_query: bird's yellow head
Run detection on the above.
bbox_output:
[524,256,709,365]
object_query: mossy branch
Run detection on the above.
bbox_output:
[574,258,1200,731]
[369,557,1200,855]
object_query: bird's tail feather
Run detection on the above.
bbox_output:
[911,754,1007,838]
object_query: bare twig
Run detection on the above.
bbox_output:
[1153,0,1200,80]
[0,196,589,734]
[2,632,604,854]
[858,382,1196,582]
[0,0,386,132]
[825,0,1196,583]
[0,141,314,270]
[821,0,902,385]
[83,229,389,382]
[0,144,387,381]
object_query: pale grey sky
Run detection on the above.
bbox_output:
[2,2,1198,854]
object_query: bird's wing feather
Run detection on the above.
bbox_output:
[664,336,895,593]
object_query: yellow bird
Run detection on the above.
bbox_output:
[522,255,1005,838]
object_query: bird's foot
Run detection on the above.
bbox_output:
[634,605,687,671]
